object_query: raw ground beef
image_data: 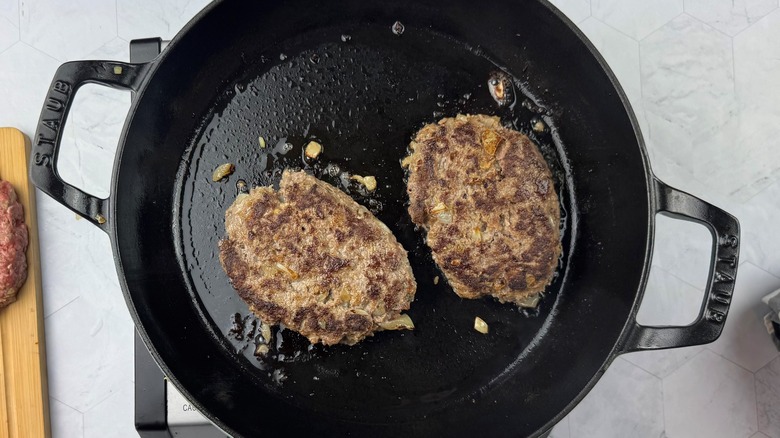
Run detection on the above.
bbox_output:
[0,180,28,308]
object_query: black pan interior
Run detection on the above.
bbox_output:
[178,18,574,418]
[112,1,651,436]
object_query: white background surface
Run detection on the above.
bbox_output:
[1,0,779,437]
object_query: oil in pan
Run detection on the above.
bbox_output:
[174,21,575,416]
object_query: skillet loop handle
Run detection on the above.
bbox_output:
[30,61,150,231]
[619,177,740,353]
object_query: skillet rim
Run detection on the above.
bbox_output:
[108,1,656,436]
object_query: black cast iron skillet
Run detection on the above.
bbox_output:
[31,0,740,436]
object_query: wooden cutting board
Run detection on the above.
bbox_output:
[0,128,50,438]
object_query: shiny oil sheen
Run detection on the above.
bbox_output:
[176,27,574,417]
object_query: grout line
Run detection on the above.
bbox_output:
[638,38,645,101]
[731,34,737,97]
[638,9,686,43]
[746,169,780,202]
[661,377,670,436]
[621,358,661,379]
[737,181,774,204]
[685,11,735,39]
[619,355,665,381]
[649,263,707,294]
[754,372,761,435]
[0,16,19,56]
[704,345,759,375]
[596,16,639,42]
[50,394,86,415]
[81,386,120,415]
[730,4,780,39]
[620,354,663,379]
[44,296,81,320]
[672,346,707,377]
[668,271,705,294]
[20,40,61,63]
[114,0,119,39]
[623,345,706,381]
[741,261,780,281]
[0,41,14,58]
[659,376,667,436]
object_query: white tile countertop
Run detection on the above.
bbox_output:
[1,0,779,437]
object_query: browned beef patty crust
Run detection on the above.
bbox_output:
[219,170,416,345]
[405,114,561,305]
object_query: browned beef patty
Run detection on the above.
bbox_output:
[219,170,417,345]
[0,180,28,309]
[405,114,561,305]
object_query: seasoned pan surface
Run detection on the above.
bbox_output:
[176,24,574,421]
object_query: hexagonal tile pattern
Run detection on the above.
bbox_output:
[756,356,780,438]
[709,263,780,372]
[691,109,780,202]
[1,0,777,436]
[46,297,134,412]
[685,0,777,36]
[641,15,745,199]
[724,9,780,201]
[547,0,591,23]
[117,0,211,41]
[569,359,664,437]
[19,0,116,62]
[592,0,683,40]
[84,379,133,438]
[0,42,60,136]
[664,349,757,438]
[50,397,84,438]
[735,9,780,104]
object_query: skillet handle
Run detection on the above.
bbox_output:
[30,60,150,230]
[619,177,740,353]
